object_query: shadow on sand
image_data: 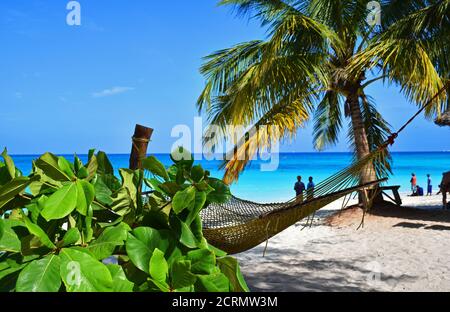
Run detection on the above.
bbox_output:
[241,246,417,292]
[367,202,450,224]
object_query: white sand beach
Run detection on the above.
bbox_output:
[236,194,450,292]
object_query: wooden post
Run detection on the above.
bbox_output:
[129,124,153,170]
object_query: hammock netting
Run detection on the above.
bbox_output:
[201,148,389,254]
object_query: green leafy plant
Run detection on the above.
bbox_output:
[0,148,248,292]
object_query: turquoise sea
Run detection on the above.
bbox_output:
[10,152,450,203]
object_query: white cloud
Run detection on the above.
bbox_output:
[92,86,135,98]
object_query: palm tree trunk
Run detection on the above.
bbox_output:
[347,91,377,207]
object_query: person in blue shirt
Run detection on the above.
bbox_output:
[294,176,306,202]
[307,176,315,199]
[427,174,433,196]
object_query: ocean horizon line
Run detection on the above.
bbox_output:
[8,150,450,157]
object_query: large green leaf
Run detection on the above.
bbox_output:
[149,248,169,285]
[217,256,249,292]
[96,152,114,175]
[88,223,130,260]
[125,233,152,273]
[73,155,84,175]
[142,156,169,181]
[106,264,134,292]
[57,157,76,180]
[75,180,95,216]
[85,154,98,181]
[170,217,200,249]
[29,165,62,196]
[187,248,216,275]
[41,183,78,221]
[34,153,71,181]
[16,254,61,292]
[0,219,21,252]
[84,205,94,243]
[21,212,56,249]
[0,262,28,292]
[0,164,11,186]
[0,219,3,240]
[207,243,228,257]
[110,188,134,217]
[196,273,230,292]
[61,228,81,247]
[186,191,207,225]
[94,176,113,206]
[25,198,44,223]
[172,186,196,214]
[170,259,197,290]
[1,148,15,180]
[207,178,231,204]
[119,169,139,206]
[159,182,182,197]
[59,248,113,292]
[125,227,171,273]
[167,165,178,181]
[190,165,205,183]
[0,176,37,213]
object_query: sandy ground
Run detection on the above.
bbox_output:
[236,194,450,292]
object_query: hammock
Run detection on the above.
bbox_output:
[201,84,448,254]
[201,148,387,254]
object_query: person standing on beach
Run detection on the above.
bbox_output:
[427,174,433,196]
[307,177,315,200]
[438,172,450,209]
[294,176,306,202]
[410,173,417,195]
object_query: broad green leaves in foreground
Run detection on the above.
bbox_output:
[41,183,78,221]
[0,149,245,293]
[16,255,61,292]
[0,219,21,253]
[60,248,113,292]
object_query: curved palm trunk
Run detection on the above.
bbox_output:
[347,92,377,207]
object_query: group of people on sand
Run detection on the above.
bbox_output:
[411,172,450,209]
[292,172,449,209]
[409,173,434,196]
[294,176,315,202]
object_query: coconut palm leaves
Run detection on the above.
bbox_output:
[313,91,343,151]
[353,0,450,116]
[198,0,447,184]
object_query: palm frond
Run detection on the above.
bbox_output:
[198,7,332,127]
[198,41,266,112]
[380,0,431,29]
[214,86,318,184]
[313,91,344,151]
[347,93,393,178]
[350,37,446,117]
[218,0,301,26]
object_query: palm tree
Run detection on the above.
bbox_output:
[197,0,447,205]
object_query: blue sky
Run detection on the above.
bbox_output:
[1,0,449,155]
